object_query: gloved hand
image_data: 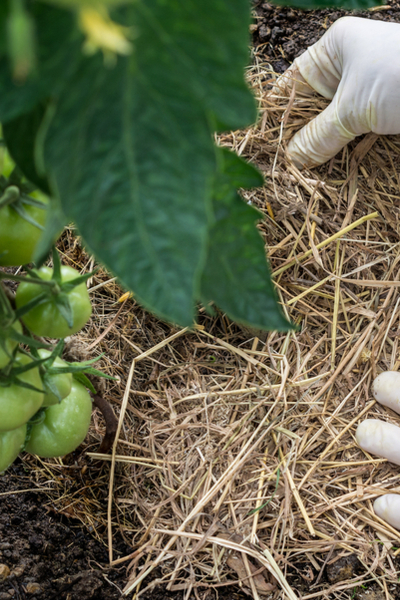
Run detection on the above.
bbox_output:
[356,371,400,530]
[273,17,400,168]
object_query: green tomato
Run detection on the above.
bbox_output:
[0,353,44,432]
[15,265,92,338]
[25,380,92,458]
[0,423,27,473]
[38,349,72,407]
[0,321,22,369]
[0,196,48,266]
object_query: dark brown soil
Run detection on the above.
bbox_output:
[0,462,250,599]
[1,463,381,600]
[3,2,400,599]
[0,462,128,600]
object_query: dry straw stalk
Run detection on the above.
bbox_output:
[24,45,400,599]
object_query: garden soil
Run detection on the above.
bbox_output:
[2,1,400,599]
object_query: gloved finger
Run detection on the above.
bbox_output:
[356,419,400,466]
[294,18,345,100]
[271,66,315,97]
[287,98,355,168]
[372,371,400,414]
[374,495,400,530]
[357,421,400,530]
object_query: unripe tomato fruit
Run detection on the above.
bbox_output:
[0,353,44,431]
[0,321,22,369]
[25,379,92,458]
[0,196,48,266]
[38,349,72,407]
[15,265,92,338]
[0,423,27,472]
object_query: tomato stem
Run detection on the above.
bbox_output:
[0,283,14,322]
[0,185,20,208]
[0,272,57,288]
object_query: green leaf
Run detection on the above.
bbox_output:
[7,0,37,82]
[72,372,96,394]
[54,292,73,328]
[0,4,79,123]
[132,0,256,132]
[33,198,67,266]
[216,148,264,191]
[71,366,116,380]
[10,354,49,376]
[0,5,8,58]
[42,371,63,403]
[8,329,52,349]
[60,270,96,294]
[45,56,212,326]
[46,357,117,381]
[13,291,48,321]
[44,1,256,326]
[51,246,62,285]
[2,103,51,193]
[200,150,292,331]
[9,377,44,394]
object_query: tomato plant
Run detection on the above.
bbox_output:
[25,379,92,458]
[0,193,48,267]
[0,353,44,432]
[0,423,27,473]
[0,320,22,369]
[15,265,92,338]
[38,348,72,406]
[0,1,293,331]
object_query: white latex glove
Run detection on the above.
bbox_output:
[274,16,400,168]
[356,371,400,530]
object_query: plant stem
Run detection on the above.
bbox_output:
[0,271,57,290]
[0,185,20,209]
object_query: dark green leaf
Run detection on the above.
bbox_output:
[45,49,212,325]
[72,366,116,380]
[43,1,256,326]
[54,292,73,328]
[8,328,51,349]
[3,102,51,193]
[51,246,62,285]
[7,0,37,82]
[200,150,292,331]
[42,372,63,403]
[0,4,79,123]
[33,198,67,266]
[13,291,48,321]
[9,377,44,394]
[0,4,8,57]
[61,271,97,294]
[30,338,64,363]
[47,362,117,381]
[131,0,256,132]
[10,354,49,376]
[217,148,264,191]
[72,372,96,394]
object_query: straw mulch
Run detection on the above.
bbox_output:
[22,47,400,599]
